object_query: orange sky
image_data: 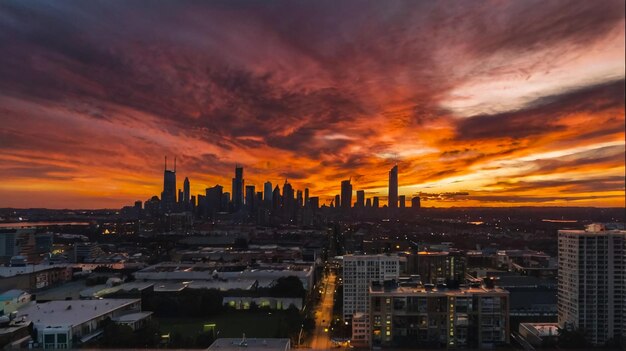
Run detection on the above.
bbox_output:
[0,0,624,209]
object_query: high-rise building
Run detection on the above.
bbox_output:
[272,185,281,210]
[388,165,398,208]
[558,224,626,346]
[309,196,319,209]
[183,177,190,210]
[263,181,273,206]
[245,185,256,212]
[0,228,38,265]
[399,195,406,208]
[282,181,294,211]
[334,195,341,208]
[369,280,509,349]
[304,188,309,207]
[341,179,352,209]
[161,157,177,212]
[356,190,365,208]
[232,166,244,211]
[296,190,303,208]
[411,196,421,209]
[373,197,380,209]
[365,198,372,208]
[343,254,400,320]
[205,185,223,218]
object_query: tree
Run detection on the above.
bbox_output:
[270,276,306,298]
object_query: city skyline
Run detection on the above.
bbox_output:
[0,0,625,209]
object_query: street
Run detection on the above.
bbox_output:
[310,271,337,350]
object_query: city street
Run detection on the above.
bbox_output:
[310,271,337,350]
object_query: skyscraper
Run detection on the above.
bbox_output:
[304,188,309,207]
[558,224,626,346]
[388,165,398,208]
[372,196,380,208]
[183,177,190,210]
[263,181,273,207]
[399,195,406,208]
[205,185,223,218]
[282,181,294,211]
[161,157,177,212]
[245,185,256,212]
[334,195,340,208]
[341,179,352,209]
[272,185,281,210]
[296,190,303,208]
[232,166,244,211]
[356,190,365,208]
[411,196,421,209]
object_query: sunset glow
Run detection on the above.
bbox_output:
[0,0,624,209]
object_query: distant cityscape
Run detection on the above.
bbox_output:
[120,157,421,226]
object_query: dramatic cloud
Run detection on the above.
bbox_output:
[0,0,624,208]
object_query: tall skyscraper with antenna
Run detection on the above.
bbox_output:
[388,164,398,208]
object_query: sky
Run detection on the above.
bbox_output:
[0,0,624,209]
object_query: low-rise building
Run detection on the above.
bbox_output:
[0,264,72,291]
[208,337,290,351]
[0,290,31,315]
[16,298,144,349]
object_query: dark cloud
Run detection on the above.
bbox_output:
[455,80,625,141]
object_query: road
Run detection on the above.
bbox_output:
[310,271,337,350]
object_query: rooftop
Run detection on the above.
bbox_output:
[0,264,69,278]
[17,298,140,328]
[208,338,290,351]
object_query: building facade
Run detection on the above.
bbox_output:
[343,254,400,320]
[369,281,509,349]
[558,224,626,346]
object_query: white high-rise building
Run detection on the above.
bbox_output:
[342,254,399,320]
[558,224,626,346]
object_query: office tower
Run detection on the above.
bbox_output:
[366,198,372,208]
[221,192,230,211]
[296,190,303,208]
[411,196,421,209]
[399,195,406,208]
[245,185,256,212]
[282,181,294,211]
[373,197,380,209]
[144,196,161,217]
[232,166,244,211]
[190,195,196,212]
[205,185,223,218]
[183,177,190,209]
[356,190,365,208]
[558,224,626,346]
[196,194,205,216]
[343,254,400,320]
[161,157,177,212]
[255,192,263,211]
[334,195,341,208]
[369,280,509,348]
[388,165,398,208]
[178,189,183,207]
[341,179,353,209]
[263,181,273,206]
[309,196,319,209]
[304,188,309,207]
[272,185,281,210]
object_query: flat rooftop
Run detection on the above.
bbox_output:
[0,264,69,278]
[17,299,140,327]
[208,338,290,351]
